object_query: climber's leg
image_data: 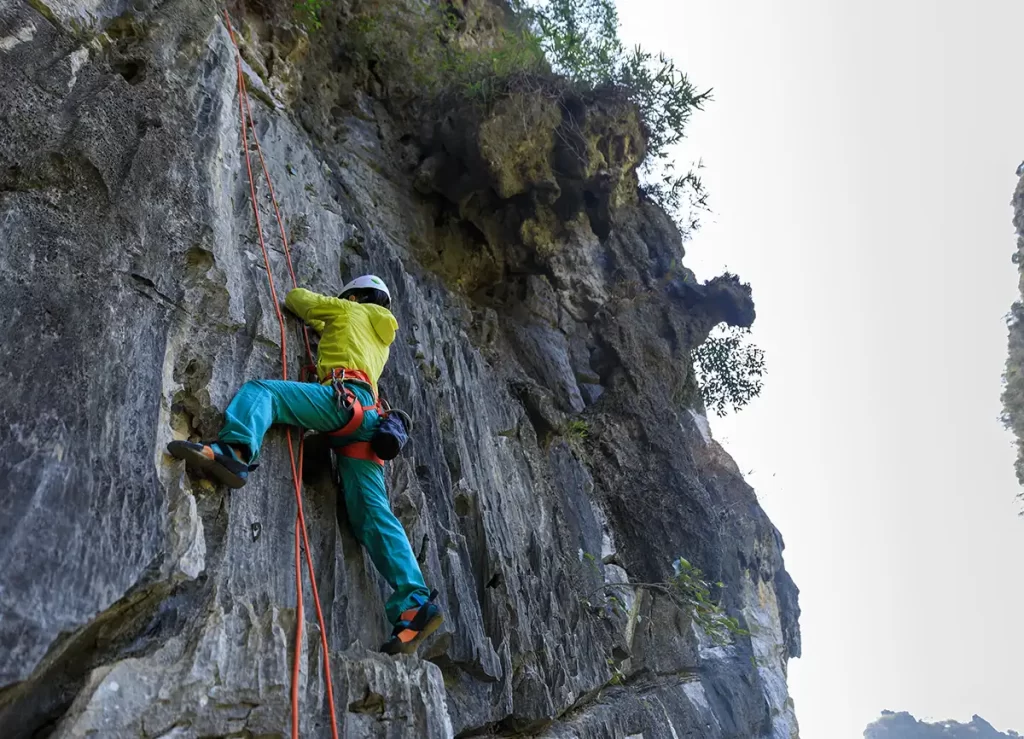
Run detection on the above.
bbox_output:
[336,456,432,626]
[168,379,345,487]
[219,379,344,460]
[380,588,444,656]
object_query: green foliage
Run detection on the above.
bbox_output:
[439,29,548,102]
[640,159,710,238]
[619,43,711,169]
[293,0,323,31]
[605,657,627,685]
[341,0,711,233]
[564,419,590,440]
[601,556,747,645]
[519,0,621,87]
[515,0,712,232]
[693,324,765,417]
[517,0,711,159]
[345,3,545,102]
[669,557,748,645]
[581,550,601,579]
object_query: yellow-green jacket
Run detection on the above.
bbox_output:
[284,288,398,394]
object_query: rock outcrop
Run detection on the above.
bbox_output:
[0,0,800,736]
[1005,172,1024,495]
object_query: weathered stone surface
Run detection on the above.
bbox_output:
[1004,173,1024,496]
[0,0,800,737]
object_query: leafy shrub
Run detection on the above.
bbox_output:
[693,324,765,416]
[514,0,712,233]
[601,556,747,645]
[333,0,710,231]
[516,0,709,159]
[640,159,710,238]
[293,0,323,30]
[669,557,747,645]
[343,3,545,101]
[517,0,621,87]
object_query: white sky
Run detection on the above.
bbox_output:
[616,2,1024,737]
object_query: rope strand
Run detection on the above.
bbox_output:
[224,12,339,739]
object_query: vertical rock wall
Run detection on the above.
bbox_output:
[0,1,800,736]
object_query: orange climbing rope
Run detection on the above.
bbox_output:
[224,11,339,739]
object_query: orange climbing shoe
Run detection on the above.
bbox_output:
[167,440,254,489]
[380,590,444,655]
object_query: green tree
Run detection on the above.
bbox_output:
[330,0,712,234]
[516,0,710,157]
[520,0,622,87]
[513,0,712,233]
[693,325,765,416]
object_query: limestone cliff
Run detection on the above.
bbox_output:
[0,1,801,736]
[1005,172,1024,496]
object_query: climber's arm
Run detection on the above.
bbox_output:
[285,288,350,333]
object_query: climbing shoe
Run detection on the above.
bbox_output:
[166,440,254,489]
[380,590,444,655]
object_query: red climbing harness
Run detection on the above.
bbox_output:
[224,11,339,739]
[321,366,374,387]
[324,368,386,466]
[334,440,386,464]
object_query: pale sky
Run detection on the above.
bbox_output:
[617,2,1024,737]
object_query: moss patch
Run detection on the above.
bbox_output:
[478,93,561,199]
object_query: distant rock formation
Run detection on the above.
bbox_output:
[865,711,1020,739]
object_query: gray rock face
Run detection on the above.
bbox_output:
[0,1,800,737]
[1005,173,1024,498]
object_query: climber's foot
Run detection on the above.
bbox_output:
[380,590,444,655]
[167,440,253,489]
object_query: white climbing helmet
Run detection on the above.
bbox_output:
[340,274,391,301]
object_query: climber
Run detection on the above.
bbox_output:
[167,274,443,655]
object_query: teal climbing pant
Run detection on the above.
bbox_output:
[219,378,429,623]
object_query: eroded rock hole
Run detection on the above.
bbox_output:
[583,190,612,240]
[348,689,386,716]
[1,165,21,191]
[184,246,214,276]
[113,60,145,85]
